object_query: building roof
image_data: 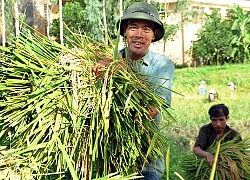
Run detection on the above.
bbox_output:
[154,0,250,7]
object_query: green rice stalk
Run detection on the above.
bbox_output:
[209,139,221,180]
[174,172,185,180]
[166,144,170,180]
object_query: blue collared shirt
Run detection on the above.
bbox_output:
[120,49,175,121]
[120,49,175,177]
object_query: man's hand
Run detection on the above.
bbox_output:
[92,58,113,78]
[148,104,158,119]
[205,152,214,167]
[193,146,215,167]
[92,58,127,79]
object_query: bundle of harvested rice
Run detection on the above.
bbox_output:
[0,28,174,179]
[182,135,250,180]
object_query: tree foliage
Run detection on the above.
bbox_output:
[189,9,233,65]
[0,0,15,45]
[227,4,250,63]
[159,0,200,55]
[50,1,104,44]
[49,0,143,45]
[188,4,250,65]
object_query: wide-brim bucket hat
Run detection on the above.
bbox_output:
[209,88,216,94]
[117,2,165,42]
[228,82,234,86]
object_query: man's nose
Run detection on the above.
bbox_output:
[216,121,221,126]
[135,28,143,37]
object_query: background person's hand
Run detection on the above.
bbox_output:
[205,152,214,167]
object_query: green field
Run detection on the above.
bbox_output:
[164,63,250,179]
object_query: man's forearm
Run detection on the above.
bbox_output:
[193,146,214,167]
[193,146,209,158]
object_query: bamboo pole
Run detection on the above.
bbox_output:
[209,140,221,180]
[118,0,123,49]
[14,2,19,37]
[59,0,63,45]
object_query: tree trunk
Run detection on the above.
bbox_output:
[102,0,108,44]
[46,2,50,37]
[14,2,19,37]
[163,0,168,55]
[59,0,63,45]
[2,0,6,46]
[216,51,219,65]
[118,0,123,49]
[181,11,185,64]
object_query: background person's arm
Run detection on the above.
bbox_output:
[193,146,214,167]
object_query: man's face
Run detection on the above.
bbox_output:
[211,115,228,134]
[124,19,156,60]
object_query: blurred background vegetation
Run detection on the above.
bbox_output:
[165,63,250,179]
[2,1,250,66]
[49,1,250,66]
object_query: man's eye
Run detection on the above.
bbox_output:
[144,28,152,33]
[129,26,137,30]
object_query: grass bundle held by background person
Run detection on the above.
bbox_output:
[183,134,250,180]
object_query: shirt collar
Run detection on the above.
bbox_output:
[120,48,151,66]
[140,50,151,66]
[208,124,232,139]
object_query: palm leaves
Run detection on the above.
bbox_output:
[0,28,174,179]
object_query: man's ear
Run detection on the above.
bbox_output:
[123,25,127,37]
[153,29,158,40]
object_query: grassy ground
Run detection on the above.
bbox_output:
[163,63,250,179]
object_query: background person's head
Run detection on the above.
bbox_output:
[208,104,229,118]
[228,81,236,91]
[209,104,229,134]
[208,88,217,102]
[200,80,206,85]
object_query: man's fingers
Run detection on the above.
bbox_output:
[92,59,114,79]
[210,161,213,167]
[92,63,105,77]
